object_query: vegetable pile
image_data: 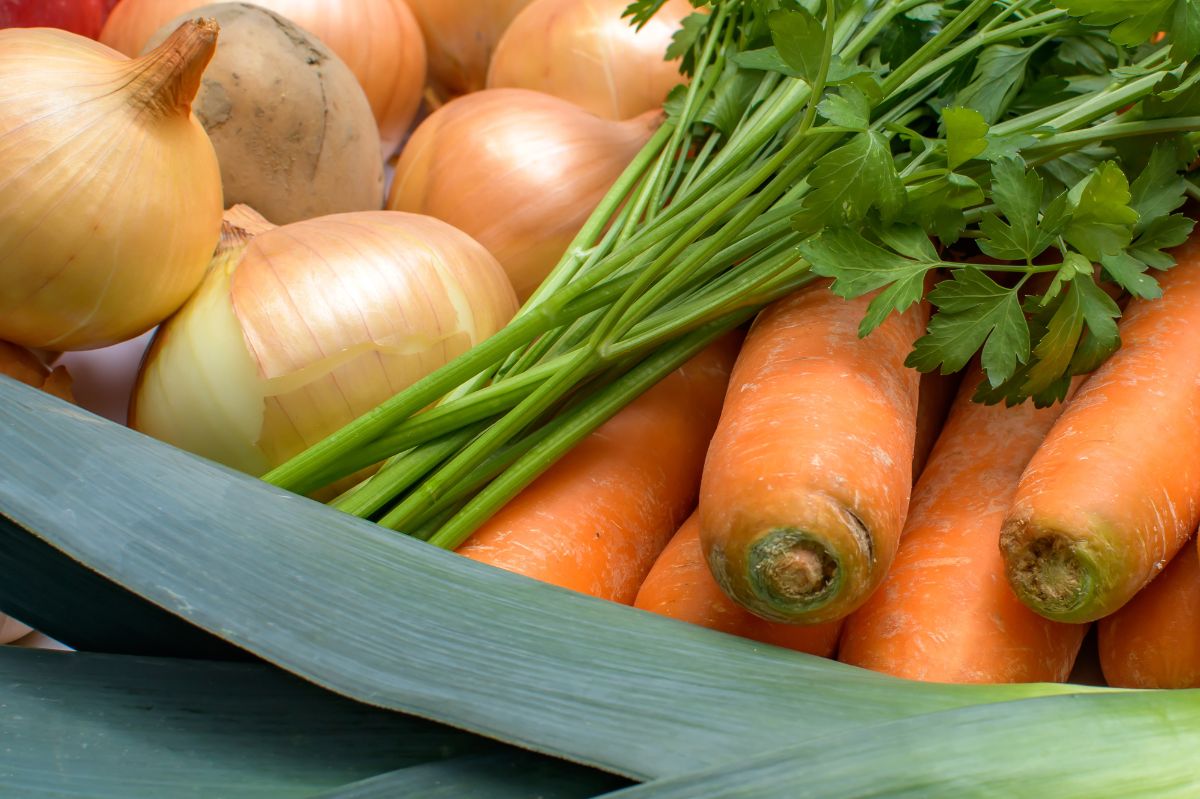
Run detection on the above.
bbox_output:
[3,0,1200,795]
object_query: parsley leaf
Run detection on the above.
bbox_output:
[1128,143,1189,232]
[977,159,1069,261]
[1052,0,1200,60]
[799,225,939,334]
[734,47,869,83]
[952,45,1037,123]
[1071,278,1122,368]
[1017,289,1083,397]
[1101,252,1164,299]
[943,106,989,170]
[769,9,825,82]
[663,11,710,71]
[795,132,905,229]
[900,172,985,243]
[1063,161,1138,262]
[906,269,1030,385]
[818,85,871,129]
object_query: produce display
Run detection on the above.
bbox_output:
[2,0,1200,795]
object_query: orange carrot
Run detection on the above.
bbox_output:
[1000,238,1200,623]
[1098,539,1200,688]
[456,335,740,603]
[912,369,960,482]
[634,512,843,656]
[838,365,1088,683]
[699,281,926,624]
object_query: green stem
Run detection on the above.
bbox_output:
[377,349,601,532]
[425,311,753,550]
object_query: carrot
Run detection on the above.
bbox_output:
[1098,539,1200,688]
[455,335,740,603]
[1000,238,1200,623]
[634,512,843,656]
[838,365,1088,683]
[698,281,926,624]
[913,369,960,482]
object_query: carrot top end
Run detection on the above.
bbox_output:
[1002,531,1099,623]
[709,528,849,624]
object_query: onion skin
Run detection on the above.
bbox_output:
[0,21,223,351]
[132,210,519,477]
[101,0,426,156]
[405,0,536,99]
[388,88,661,301]
[0,340,74,403]
[487,0,690,120]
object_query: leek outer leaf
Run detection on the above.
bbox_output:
[600,690,1200,798]
[0,379,1100,780]
[308,752,629,798]
[0,645,489,798]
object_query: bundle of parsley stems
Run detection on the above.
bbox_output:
[264,0,1199,548]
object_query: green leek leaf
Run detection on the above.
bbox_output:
[0,646,488,797]
[0,380,1099,781]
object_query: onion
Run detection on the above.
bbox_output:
[100,0,426,157]
[404,0,537,100]
[0,21,223,351]
[387,88,660,301]
[131,207,519,478]
[487,0,691,120]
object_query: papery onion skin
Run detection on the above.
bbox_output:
[132,210,519,477]
[487,0,691,121]
[387,88,660,302]
[101,0,426,157]
[0,22,223,351]
[0,340,74,403]
[404,0,536,100]
[145,4,384,225]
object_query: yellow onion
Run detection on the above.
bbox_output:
[131,207,519,477]
[100,0,427,157]
[487,0,691,120]
[0,21,223,351]
[404,0,537,100]
[388,88,660,301]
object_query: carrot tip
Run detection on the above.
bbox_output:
[1002,531,1094,622]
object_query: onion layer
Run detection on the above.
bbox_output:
[0,21,223,350]
[404,0,537,99]
[101,0,426,156]
[388,88,660,301]
[132,208,519,478]
[487,0,691,120]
